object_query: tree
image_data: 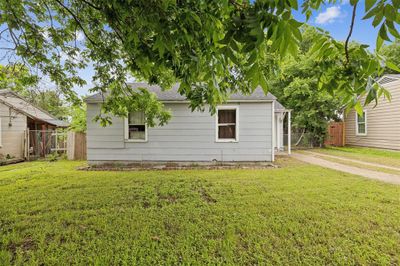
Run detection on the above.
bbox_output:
[0,64,69,120]
[69,105,86,133]
[381,40,400,74]
[28,90,70,120]
[0,64,38,95]
[0,0,399,126]
[264,26,345,146]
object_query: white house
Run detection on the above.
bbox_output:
[85,83,290,164]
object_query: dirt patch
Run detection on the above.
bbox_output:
[198,187,217,203]
[7,237,37,263]
[79,162,277,171]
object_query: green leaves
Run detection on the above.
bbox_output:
[386,60,400,72]
[365,0,378,12]
[379,24,391,41]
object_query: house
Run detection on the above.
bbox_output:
[344,74,400,150]
[85,83,290,165]
[0,90,68,160]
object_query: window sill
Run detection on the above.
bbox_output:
[125,139,148,143]
[215,139,239,143]
[355,133,367,136]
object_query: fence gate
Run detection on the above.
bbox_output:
[28,130,67,160]
[325,122,345,147]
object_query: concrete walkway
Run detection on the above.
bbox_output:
[292,153,400,185]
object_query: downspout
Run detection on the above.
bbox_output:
[271,101,275,162]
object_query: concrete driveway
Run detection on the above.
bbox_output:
[292,152,400,185]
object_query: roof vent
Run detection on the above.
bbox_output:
[379,76,399,85]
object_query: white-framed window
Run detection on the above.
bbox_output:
[356,110,367,136]
[125,111,148,142]
[216,106,239,142]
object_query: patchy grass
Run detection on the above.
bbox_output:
[313,146,400,167]
[0,160,399,265]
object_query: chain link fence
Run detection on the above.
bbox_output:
[28,130,67,160]
[283,131,324,150]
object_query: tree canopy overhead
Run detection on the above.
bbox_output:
[0,0,399,125]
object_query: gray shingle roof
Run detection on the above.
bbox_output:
[85,82,277,103]
[0,90,69,127]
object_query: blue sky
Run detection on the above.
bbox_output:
[294,0,378,50]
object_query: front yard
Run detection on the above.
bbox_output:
[0,159,399,265]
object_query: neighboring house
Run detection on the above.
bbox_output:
[85,83,290,164]
[344,74,400,150]
[0,90,68,160]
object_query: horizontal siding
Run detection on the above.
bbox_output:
[87,102,273,162]
[344,80,400,150]
[0,102,26,159]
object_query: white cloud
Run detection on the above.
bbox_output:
[315,6,343,24]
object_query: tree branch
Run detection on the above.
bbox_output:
[80,0,102,11]
[54,0,97,46]
[345,2,357,66]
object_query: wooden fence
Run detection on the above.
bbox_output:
[325,122,345,147]
[67,132,87,160]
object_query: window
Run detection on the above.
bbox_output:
[216,107,238,142]
[356,110,367,136]
[125,111,147,141]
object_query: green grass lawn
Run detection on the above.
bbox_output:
[0,159,399,265]
[313,146,400,167]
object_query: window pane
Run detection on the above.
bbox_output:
[218,125,236,139]
[358,124,366,134]
[357,112,365,123]
[129,111,145,125]
[129,125,146,140]
[218,110,236,124]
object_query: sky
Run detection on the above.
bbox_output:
[295,0,378,49]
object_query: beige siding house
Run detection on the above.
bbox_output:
[0,90,68,160]
[344,75,400,150]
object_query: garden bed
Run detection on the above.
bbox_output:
[80,161,277,171]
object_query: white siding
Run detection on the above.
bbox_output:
[0,102,27,159]
[87,102,273,162]
[344,80,400,150]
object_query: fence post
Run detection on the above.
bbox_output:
[288,111,291,155]
[67,131,74,160]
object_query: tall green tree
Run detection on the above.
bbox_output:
[0,64,38,95]
[0,64,68,120]
[28,90,70,120]
[69,105,86,133]
[381,40,400,74]
[265,26,345,146]
[0,0,399,126]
